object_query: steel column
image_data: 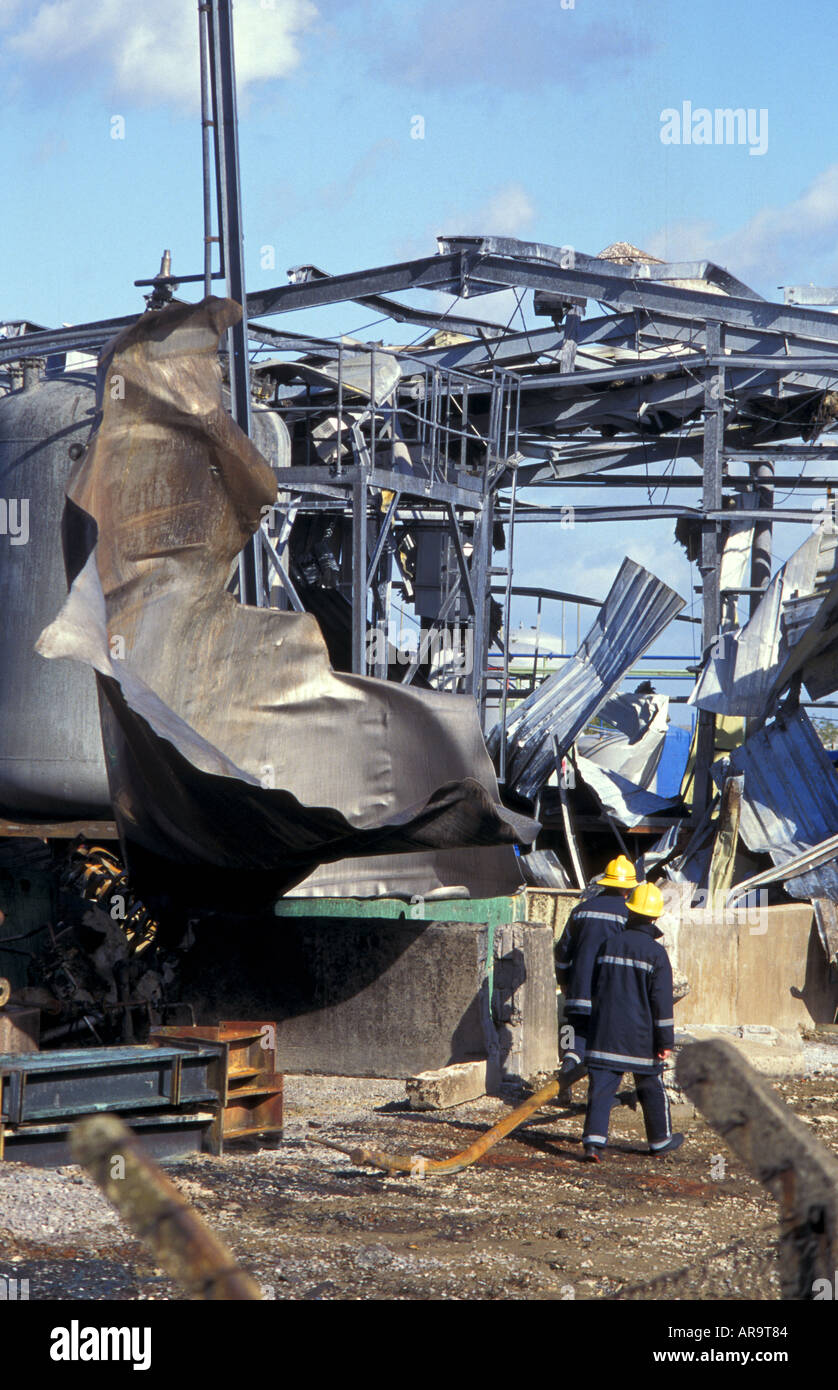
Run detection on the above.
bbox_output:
[206,0,258,605]
[694,321,725,814]
[750,457,775,608]
[351,471,369,675]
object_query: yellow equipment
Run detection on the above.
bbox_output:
[596,855,638,890]
[627,881,664,918]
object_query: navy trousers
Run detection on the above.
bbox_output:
[559,1012,588,1082]
[583,1066,672,1150]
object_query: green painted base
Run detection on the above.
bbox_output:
[273,892,526,925]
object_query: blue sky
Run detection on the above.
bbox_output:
[3,0,835,712]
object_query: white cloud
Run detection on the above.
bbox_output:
[0,0,25,23]
[647,163,838,290]
[519,523,694,610]
[441,181,536,240]
[387,182,536,329]
[363,0,658,94]
[477,183,535,239]
[2,0,318,108]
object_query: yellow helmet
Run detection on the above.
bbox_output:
[627,882,664,919]
[596,855,638,890]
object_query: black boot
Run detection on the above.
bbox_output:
[650,1132,684,1156]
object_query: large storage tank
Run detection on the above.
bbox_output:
[0,359,291,820]
[0,367,109,817]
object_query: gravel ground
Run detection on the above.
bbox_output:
[1,1066,836,1302]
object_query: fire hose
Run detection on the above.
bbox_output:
[313,1077,561,1176]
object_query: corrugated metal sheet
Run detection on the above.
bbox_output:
[691,525,838,718]
[722,708,838,901]
[582,690,669,789]
[488,558,685,799]
[812,899,838,968]
[574,754,681,828]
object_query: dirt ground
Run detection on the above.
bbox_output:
[3,1067,838,1302]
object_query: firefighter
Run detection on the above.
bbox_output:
[555,854,637,1102]
[581,880,683,1161]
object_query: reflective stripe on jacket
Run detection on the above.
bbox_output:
[586,916,675,1075]
[555,890,629,1016]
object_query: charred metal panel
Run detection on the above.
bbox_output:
[723,709,838,901]
[691,525,838,717]
[489,559,685,800]
[37,299,534,906]
[0,373,110,817]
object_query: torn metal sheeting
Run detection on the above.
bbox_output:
[727,832,838,908]
[690,524,838,718]
[720,709,838,902]
[581,689,669,791]
[261,346,401,402]
[813,899,838,970]
[518,848,571,889]
[488,558,685,800]
[36,298,536,905]
[572,753,682,829]
[664,802,718,893]
[636,821,684,880]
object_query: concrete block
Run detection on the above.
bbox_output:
[185,916,492,1078]
[665,903,838,1029]
[523,888,580,941]
[406,1060,487,1110]
[493,920,559,1085]
[182,908,559,1084]
[675,1025,806,1078]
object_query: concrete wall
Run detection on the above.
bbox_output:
[667,902,838,1029]
[523,888,580,941]
[493,921,558,1084]
[184,914,558,1084]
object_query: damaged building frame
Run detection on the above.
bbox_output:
[3,0,838,1116]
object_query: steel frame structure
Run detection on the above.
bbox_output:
[7,1,838,815]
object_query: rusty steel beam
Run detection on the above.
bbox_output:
[71,1114,262,1300]
[706,775,743,911]
[0,819,119,840]
[676,1038,838,1299]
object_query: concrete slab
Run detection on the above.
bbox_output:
[183,911,558,1084]
[675,1025,806,1078]
[523,887,579,941]
[665,903,838,1029]
[406,1060,488,1110]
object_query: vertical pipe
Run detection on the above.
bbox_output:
[352,472,368,674]
[336,343,343,478]
[750,457,774,608]
[208,0,257,604]
[694,323,725,814]
[470,497,494,722]
[498,465,518,785]
[198,3,214,299]
[532,595,542,693]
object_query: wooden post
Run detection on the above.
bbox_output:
[71,1114,262,1300]
[677,1038,838,1299]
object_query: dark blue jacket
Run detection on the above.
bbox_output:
[555,889,629,1016]
[586,916,675,1075]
